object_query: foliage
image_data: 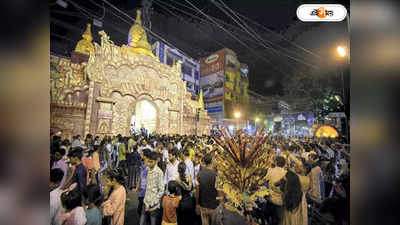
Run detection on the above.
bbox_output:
[282,69,342,121]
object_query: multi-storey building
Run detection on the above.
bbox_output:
[152,41,200,96]
[199,48,249,121]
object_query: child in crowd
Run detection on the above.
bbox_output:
[60,185,87,225]
[50,168,64,225]
[83,184,103,225]
[162,181,181,225]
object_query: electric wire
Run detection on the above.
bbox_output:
[182,0,290,77]
[164,0,321,59]
[160,0,315,77]
[101,0,209,58]
[212,0,319,69]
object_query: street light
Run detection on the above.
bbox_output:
[234,111,241,133]
[337,46,347,57]
[336,45,349,142]
[234,111,241,119]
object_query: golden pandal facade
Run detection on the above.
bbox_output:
[51,18,211,140]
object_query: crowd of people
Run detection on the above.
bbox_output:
[50,130,350,225]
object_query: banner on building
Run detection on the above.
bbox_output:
[200,50,225,77]
[200,71,224,100]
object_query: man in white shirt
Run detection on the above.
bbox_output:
[176,141,182,150]
[164,148,179,193]
[183,149,195,186]
[71,135,81,149]
[50,168,64,225]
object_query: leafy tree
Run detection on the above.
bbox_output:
[282,69,342,121]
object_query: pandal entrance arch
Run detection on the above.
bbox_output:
[50,10,211,139]
[131,99,158,134]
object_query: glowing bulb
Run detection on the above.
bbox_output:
[337,46,347,57]
[234,111,241,118]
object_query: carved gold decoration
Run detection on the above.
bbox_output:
[111,92,135,136]
[123,9,155,58]
[96,96,116,103]
[97,119,110,134]
[84,81,95,135]
[51,55,89,102]
[75,24,94,55]
[70,28,212,135]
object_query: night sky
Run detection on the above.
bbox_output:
[50,0,350,96]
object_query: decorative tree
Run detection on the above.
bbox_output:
[212,126,273,209]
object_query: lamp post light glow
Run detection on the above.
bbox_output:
[234,111,241,132]
[234,111,241,119]
[337,46,347,57]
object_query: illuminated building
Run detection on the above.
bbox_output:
[199,48,249,122]
[50,10,211,139]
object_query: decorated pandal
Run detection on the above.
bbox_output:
[51,10,211,140]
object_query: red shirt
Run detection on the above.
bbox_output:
[162,195,180,223]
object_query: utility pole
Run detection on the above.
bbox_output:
[141,0,154,42]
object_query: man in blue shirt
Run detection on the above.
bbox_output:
[67,147,87,193]
[136,149,151,216]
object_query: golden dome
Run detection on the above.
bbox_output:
[75,24,94,55]
[124,9,155,58]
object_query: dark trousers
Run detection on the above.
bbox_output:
[138,197,144,216]
[128,166,140,189]
[266,201,283,225]
[178,196,195,225]
[139,207,160,225]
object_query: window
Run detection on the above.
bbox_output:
[166,55,174,66]
[186,82,194,90]
[182,63,192,76]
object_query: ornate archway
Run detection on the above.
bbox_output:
[131,99,158,134]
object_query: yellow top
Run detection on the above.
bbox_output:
[125,9,155,57]
[75,24,94,55]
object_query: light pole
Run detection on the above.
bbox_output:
[337,45,348,97]
[337,45,349,142]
